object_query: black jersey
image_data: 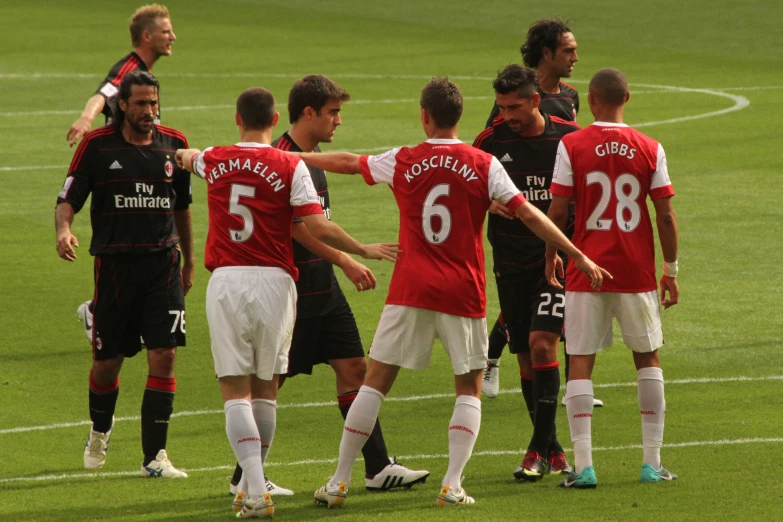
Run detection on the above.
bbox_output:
[485,81,580,128]
[474,114,579,275]
[94,52,161,125]
[274,133,337,318]
[57,124,191,256]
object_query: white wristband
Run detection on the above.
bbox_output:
[663,260,678,278]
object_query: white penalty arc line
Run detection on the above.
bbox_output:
[2,436,781,484]
[2,375,780,436]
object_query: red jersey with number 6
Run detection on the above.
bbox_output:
[550,122,674,293]
[192,143,323,276]
[360,139,526,318]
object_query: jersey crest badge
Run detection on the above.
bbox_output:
[164,160,174,178]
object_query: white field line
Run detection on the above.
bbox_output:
[2,374,780,436]
[2,436,781,484]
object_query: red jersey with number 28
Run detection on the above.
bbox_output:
[550,123,674,293]
[192,143,323,276]
[360,139,526,318]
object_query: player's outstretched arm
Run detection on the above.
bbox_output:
[55,203,79,261]
[515,200,611,291]
[293,222,377,291]
[299,213,399,262]
[175,148,203,175]
[294,152,362,175]
[653,196,679,309]
[67,94,106,147]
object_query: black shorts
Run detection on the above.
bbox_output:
[286,286,364,377]
[495,271,564,354]
[92,248,185,360]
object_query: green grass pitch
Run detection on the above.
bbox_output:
[0,0,781,520]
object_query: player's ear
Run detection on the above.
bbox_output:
[303,106,315,120]
[420,108,428,125]
[235,112,242,128]
[272,112,280,127]
[531,92,541,109]
[119,98,128,112]
[625,91,631,104]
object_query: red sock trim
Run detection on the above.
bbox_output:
[89,370,119,394]
[532,362,560,371]
[520,370,534,380]
[337,390,359,408]
[146,375,176,392]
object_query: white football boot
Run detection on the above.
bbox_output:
[83,416,114,469]
[314,481,347,508]
[365,457,430,490]
[140,449,188,478]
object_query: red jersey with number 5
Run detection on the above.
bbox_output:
[192,143,323,276]
[360,139,526,318]
[550,122,674,293]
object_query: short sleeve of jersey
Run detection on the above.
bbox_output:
[550,141,574,197]
[359,148,400,186]
[56,137,94,213]
[488,156,525,212]
[291,160,324,217]
[192,147,214,180]
[649,143,675,200]
[94,55,139,100]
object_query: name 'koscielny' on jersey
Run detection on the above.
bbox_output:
[402,153,480,183]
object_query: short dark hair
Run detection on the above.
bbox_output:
[420,77,463,129]
[492,65,539,99]
[521,18,572,68]
[236,87,276,130]
[287,75,350,124]
[114,70,159,128]
[589,68,629,106]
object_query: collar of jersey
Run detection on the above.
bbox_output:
[235,142,272,148]
[591,121,629,127]
[426,138,462,144]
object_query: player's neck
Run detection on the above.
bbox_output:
[238,128,273,145]
[121,123,153,146]
[537,67,561,94]
[427,127,458,140]
[134,47,159,71]
[287,125,317,152]
[592,107,625,124]
[519,111,546,137]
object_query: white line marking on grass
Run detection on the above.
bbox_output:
[2,437,781,484]
[2,375,780,436]
[0,164,67,171]
[631,83,749,128]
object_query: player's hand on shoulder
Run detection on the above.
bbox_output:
[361,243,400,263]
[67,117,92,147]
[56,231,79,262]
[340,257,377,291]
[659,275,679,309]
[574,254,612,291]
[489,200,515,220]
[546,254,564,289]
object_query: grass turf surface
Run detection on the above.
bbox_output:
[0,0,781,520]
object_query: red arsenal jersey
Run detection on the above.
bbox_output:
[550,122,674,292]
[360,139,525,318]
[193,143,323,276]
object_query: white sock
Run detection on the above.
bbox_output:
[565,379,594,473]
[638,367,665,469]
[225,399,266,501]
[252,399,277,466]
[442,395,481,490]
[488,358,499,366]
[331,385,384,487]
[238,471,247,495]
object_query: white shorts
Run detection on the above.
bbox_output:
[206,267,296,380]
[369,305,488,375]
[565,291,663,355]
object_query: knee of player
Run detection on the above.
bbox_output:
[92,358,123,382]
[334,356,367,385]
[147,347,177,375]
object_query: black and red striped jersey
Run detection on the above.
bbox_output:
[474,114,579,275]
[484,81,580,128]
[273,132,337,318]
[94,52,161,125]
[56,125,190,256]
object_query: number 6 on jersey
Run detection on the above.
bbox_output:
[422,183,451,245]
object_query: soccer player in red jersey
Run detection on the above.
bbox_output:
[291,78,609,508]
[547,68,680,488]
[175,87,397,519]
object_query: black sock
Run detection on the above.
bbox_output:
[487,314,508,360]
[530,364,561,455]
[141,376,175,466]
[338,390,390,477]
[520,373,535,426]
[89,371,119,433]
[231,462,243,486]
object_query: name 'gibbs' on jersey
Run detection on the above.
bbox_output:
[550,122,674,293]
[56,125,191,255]
[359,139,526,318]
[474,114,579,274]
[192,143,323,276]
